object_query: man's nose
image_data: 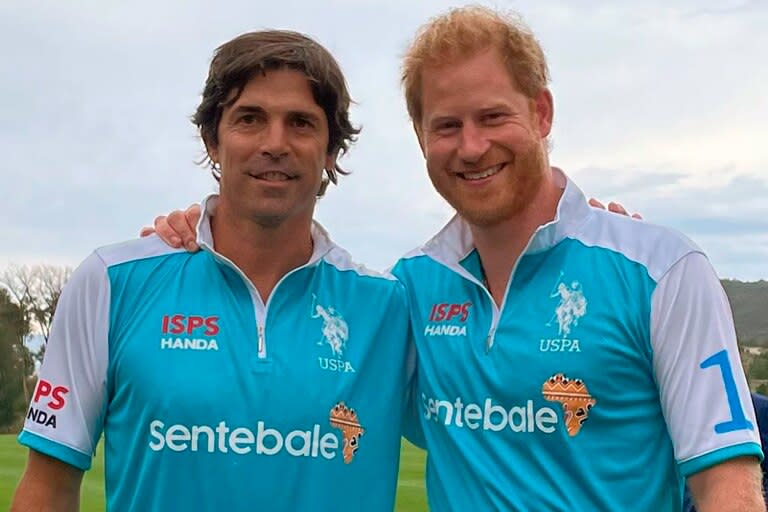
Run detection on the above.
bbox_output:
[259,121,289,159]
[457,122,490,163]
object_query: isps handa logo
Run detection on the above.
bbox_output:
[424,302,472,337]
[311,295,355,373]
[540,272,586,353]
[27,379,69,429]
[160,314,219,351]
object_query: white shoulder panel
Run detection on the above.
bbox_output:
[573,210,701,282]
[95,234,186,268]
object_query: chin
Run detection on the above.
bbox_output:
[449,193,525,226]
[460,209,511,227]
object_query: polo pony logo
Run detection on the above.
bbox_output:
[312,294,350,357]
[547,272,587,337]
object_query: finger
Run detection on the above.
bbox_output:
[153,214,182,248]
[167,210,199,251]
[588,198,606,210]
[607,202,629,216]
[631,213,643,220]
[182,205,202,251]
[185,205,202,231]
[139,226,155,238]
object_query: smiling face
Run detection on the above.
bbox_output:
[417,48,552,227]
[208,68,335,227]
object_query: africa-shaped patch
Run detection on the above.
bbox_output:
[542,373,596,436]
[329,402,365,463]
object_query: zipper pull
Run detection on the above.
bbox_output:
[485,329,495,354]
[257,325,266,358]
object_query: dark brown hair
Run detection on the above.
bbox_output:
[193,30,359,192]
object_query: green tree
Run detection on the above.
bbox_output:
[748,352,768,380]
[0,287,32,429]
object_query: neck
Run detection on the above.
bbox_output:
[472,169,563,305]
[211,202,314,302]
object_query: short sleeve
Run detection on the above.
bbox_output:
[651,252,762,476]
[402,334,426,449]
[17,251,110,470]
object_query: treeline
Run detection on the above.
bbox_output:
[745,350,768,395]
[0,265,71,432]
[722,279,768,346]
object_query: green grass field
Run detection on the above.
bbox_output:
[0,435,426,511]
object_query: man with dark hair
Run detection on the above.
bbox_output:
[11,30,412,512]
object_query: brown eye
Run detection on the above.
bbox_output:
[291,116,314,129]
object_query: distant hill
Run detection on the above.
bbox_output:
[722,279,768,346]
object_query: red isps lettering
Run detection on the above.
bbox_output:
[32,379,69,410]
[459,302,472,322]
[430,302,472,322]
[186,315,205,334]
[445,304,464,321]
[204,317,219,336]
[162,314,187,334]
[162,314,219,335]
[430,303,450,321]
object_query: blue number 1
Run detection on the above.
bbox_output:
[700,349,753,433]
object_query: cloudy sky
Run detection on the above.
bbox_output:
[1,0,766,280]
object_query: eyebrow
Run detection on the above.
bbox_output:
[478,104,512,114]
[228,105,266,117]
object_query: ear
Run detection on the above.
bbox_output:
[324,151,338,176]
[532,88,554,138]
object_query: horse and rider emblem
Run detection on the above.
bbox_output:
[546,271,587,337]
[311,294,350,357]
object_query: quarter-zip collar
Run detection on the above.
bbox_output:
[192,193,337,362]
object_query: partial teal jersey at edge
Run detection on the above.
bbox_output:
[19,217,412,512]
[392,171,762,511]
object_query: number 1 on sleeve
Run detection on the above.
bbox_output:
[700,349,754,434]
